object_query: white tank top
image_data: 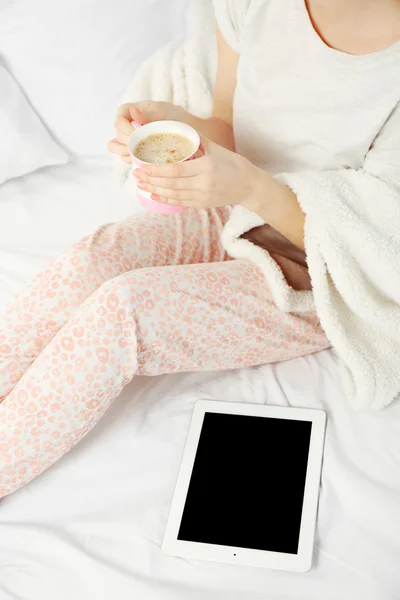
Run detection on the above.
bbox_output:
[214,0,400,175]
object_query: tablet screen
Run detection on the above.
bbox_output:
[178,412,312,555]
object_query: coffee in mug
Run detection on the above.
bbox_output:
[133,133,195,165]
[128,120,200,214]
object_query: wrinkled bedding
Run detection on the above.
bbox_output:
[0,159,399,600]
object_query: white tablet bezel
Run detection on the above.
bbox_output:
[162,400,326,572]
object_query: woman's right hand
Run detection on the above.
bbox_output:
[107,101,190,164]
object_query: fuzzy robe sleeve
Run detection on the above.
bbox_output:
[224,103,400,410]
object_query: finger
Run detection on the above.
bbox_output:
[107,139,131,157]
[133,172,202,190]
[122,155,133,164]
[107,139,130,156]
[138,182,204,202]
[196,144,206,158]
[115,115,135,137]
[131,101,163,124]
[151,194,200,208]
[198,134,215,157]
[136,156,210,178]
[129,104,148,126]
[116,130,130,145]
[115,104,138,137]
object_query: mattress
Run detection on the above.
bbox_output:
[0,159,399,600]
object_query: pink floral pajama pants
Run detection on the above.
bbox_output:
[0,207,329,498]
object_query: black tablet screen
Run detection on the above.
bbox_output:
[178,412,312,555]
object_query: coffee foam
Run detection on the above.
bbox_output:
[134,133,194,164]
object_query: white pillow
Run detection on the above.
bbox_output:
[0,64,67,185]
[0,0,189,157]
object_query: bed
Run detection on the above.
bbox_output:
[1,2,399,599]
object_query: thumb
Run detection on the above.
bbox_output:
[129,104,148,126]
[198,134,214,157]
[130,101,165,126]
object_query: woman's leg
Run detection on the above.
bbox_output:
[0,208,230,399]
[0,258,329,498]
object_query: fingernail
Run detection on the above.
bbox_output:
[137,182,146,189]
[151,194,161,202]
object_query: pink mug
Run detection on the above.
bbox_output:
[128,120,201,215]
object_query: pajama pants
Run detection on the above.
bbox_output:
[0,207,329,498]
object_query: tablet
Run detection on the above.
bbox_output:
[162,401,326,572]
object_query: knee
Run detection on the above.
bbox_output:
[51,223,122,274]
[92,270,159,317]
[84,275,139,350]
[75,222,119,257]
[90,273,135,311]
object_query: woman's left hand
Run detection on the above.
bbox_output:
[133,137,262,209]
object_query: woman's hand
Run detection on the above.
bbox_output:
[134,137,305,247]
[107,101,191,164]
[134,137,263,208]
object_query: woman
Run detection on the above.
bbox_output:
[1,0,399,497]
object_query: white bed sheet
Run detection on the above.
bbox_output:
[0,160,399,600]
